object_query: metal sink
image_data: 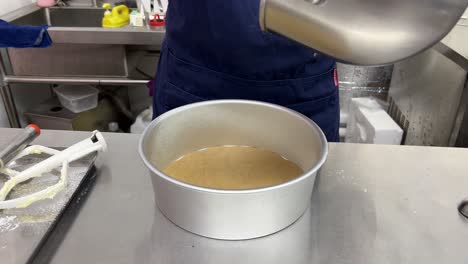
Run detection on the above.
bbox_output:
[15,7,104,27]
[50,7,105,27]
[5,7,164,77]
[12,7,165,45]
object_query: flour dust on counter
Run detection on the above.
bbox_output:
[163,146,304,190]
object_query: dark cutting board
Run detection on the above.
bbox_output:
[0,151,97,264]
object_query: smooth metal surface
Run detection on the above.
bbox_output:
[260,0,468,65]
[404,16,468,147]
[8,130,468,263]
[13,9,125,71]
[0,126,39,169]
[11,7,165,45]
[13,7,105,27]
[388,48,467,146]
[0,85,20,128]
[0,59,20,128]
[0,147,97,264]
[454,80,468,147]
[0,130,462,263]
[450,78,468,147]
[4,76,149,85]
[48,27,165,45]
[44,8,52,26]
[65,0,93,7]
[140,100,328,240]
[8,44,128,77]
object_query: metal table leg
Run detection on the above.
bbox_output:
[0,57,20,128]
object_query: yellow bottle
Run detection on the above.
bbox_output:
[102,3,130,28]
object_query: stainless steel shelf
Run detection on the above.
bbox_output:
[3,76,150,85]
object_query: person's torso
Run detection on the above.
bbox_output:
[164,0,335,80]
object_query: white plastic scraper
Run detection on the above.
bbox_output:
[0,131,107,209]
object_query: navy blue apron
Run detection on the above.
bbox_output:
[153,0,340,142]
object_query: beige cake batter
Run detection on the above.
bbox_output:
[163,146,303,190]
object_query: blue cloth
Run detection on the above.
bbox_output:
[152,0,339,142]
[0,20,52,48]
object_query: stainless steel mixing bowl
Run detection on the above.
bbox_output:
[139,100,328,240]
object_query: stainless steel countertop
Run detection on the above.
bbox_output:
[1,128,467,264]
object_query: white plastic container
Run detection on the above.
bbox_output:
[54,85,99,113]
[346,97,403,145]
[130,107,152,133]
